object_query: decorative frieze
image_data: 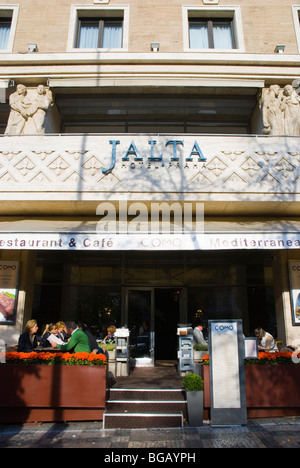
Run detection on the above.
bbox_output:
[0,134,299,200]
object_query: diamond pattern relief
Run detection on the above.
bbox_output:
[225,172,247,184]
[15,156,36,176]
[81,156,103,176]
[63,171,86,183]
[206,156,227,177]
[48,156,70,176]
[274,158,296,178]
[188,170,212,185]
[240,157,262,177]
[0,171,18,182]
[29,171,52,183]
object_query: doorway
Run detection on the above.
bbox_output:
[125,287,181,367]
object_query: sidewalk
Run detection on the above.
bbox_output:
[1,417,300,449]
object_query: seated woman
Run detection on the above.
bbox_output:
[56,321,69,342]
[39,323,58,348]
[255,327,278,352]
[18,319,39,352]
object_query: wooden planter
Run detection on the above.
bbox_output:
[203,364,300,419]
[0,364,107,423]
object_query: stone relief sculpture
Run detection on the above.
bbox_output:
[280,85,300,136]
[5,84,53,135]
[261,83,300,136]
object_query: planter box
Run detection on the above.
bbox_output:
[0,364,107,423]
[203,364,300,419]
[193,351,208,361]
[186,391,203,426]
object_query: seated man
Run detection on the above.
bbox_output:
[53,321,91,353]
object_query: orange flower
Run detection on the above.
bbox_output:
[4,351,107,366]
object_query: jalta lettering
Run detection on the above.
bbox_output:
[102,139,207,174]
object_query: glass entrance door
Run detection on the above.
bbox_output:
[126,288,154,367]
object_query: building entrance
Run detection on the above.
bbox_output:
[125,288,181,367]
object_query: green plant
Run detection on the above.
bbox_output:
[182,373,204,392]
[101,342,115,351]
[193,343,208,351]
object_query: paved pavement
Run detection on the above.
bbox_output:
[1,417,300,450]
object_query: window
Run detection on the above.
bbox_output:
[183,6,245,52]
[67,6,129,51]
[0,6,18,51]
[292,6,300,53]
[189,18,235,49]
[0,18,11,49]
[77,18,123,49]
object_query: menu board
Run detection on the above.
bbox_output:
[209,320,247,426]
[0,261,19,324]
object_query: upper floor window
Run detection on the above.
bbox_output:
[67,5,129,51]
[77,18,123,49]
[292,6,300,53]
[189,18,235,49]
[0,6,19,51]
[0,18,11,49]
[183,6,245,53]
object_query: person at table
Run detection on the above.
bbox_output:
[77,321,103,353]
[39,323,58,348]
[56,321,69,342]
[52,321,91,353]
[18,319,39,352]
[255,327,278,352]
[103,325,116,344]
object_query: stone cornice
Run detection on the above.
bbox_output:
[0,52,299,66]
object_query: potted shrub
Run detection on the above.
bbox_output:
[193,343,208,361]
[182,372,204,426]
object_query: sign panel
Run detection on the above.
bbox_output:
[244,337,258,359]
[209,320,247,426]
[0,232,300,251]
[288,261,300,325]
[0,261,19,324]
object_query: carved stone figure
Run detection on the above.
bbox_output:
[261,83,300,136]
[280,84,300,136]
[261,85,284,135]
[5,84,53,135]
[4,84,31,135]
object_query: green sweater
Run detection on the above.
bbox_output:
[58,329,91,353]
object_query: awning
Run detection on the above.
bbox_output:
[0,217,299,251]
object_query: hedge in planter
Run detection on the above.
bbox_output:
[182,373,204,427]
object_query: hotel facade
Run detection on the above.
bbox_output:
[0,0,300,365]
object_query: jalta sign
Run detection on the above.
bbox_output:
[101,138,207,174]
